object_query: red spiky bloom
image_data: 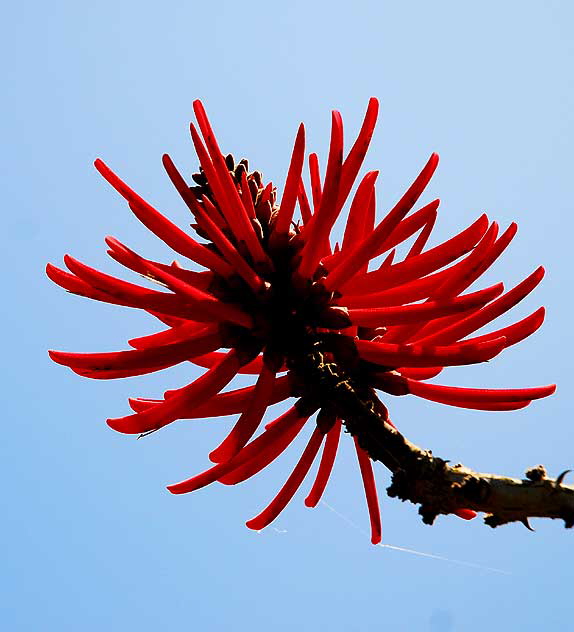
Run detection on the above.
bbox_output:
[48,99,555,544]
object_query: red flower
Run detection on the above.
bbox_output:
[48,99,555,544]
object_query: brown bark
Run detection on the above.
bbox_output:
[300,339,572,530]
[369,418,574,529]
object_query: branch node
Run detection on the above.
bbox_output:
[562,511,574,529]
[460,475,491,504]
[419,505,438,525]
[525,465,547,482]
[484,514,504,528]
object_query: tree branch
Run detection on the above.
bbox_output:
[379,422,574,529]
[299,339,573,530]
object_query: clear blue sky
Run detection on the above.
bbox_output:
[4,1,573,630]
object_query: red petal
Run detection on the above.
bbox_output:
[162,154,263,291]
[94,159,232,276]
[309,152,322,209]
[455,509,477,520]
[192,102,271,267]
[62,256,193,319]
[425,399,532,411]
[356,337,506,368]
[341,270,447,308]
[239,170,256,219]
[209,364,277,463]
[325,153,440,291]
[416,267,545,345]
[297,181,312,224]
[305,418,341,507]
[459,307,545,348]
[354,438,382,545]
[324,198,438,273]
[340,171,379,253]
[128,321,208,350]
[146,311,188,328]
[144,260,253,329]
[380,222,501,344]
[406,205,438,258]
[397,367,443,380]
[189,352,278,374]
[167,406,309,494]
[298,111,344,277]
[129,374,291,417]
[107,350,240,434]
[341,232,507,309]
[345,213,489,295]
[106,236,213,291]
[217,407,312,485]
[446,222,518,298]
[348,283,503,327]
[47,263,132,308]
[246,426,324,531]
[385,200,439,257]
[273,123,306,236]
[49,327,221,377]
[406,378,556,404]
[338,97,379,206]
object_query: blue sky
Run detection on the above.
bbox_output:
[4,1,574,630]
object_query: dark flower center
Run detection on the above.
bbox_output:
[189,156,377,415]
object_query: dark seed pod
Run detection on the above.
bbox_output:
[192,172,208,186]
[225,153,235,171]
[256,199,272,225]
[248,178,260,202]
[234,163,246,182]
[316,306,352,330]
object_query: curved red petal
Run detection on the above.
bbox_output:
[345,213,489,295]
[397,367,443,381]
[338,97,379,207]
[106,236,213,291]
[167,406,309,494]
[340,171,379,253]
[162,154,263,291]
[217,407,312,485]
[128,374,292,418]
[273,123,306,236]
[406,378,556,404]
[354,438,382,545]
[143,260,253,329]
[128,321,208,350]
[325,153,440,291]
[107,350,240,434]
[246,426,324,531]
[94,159,232,276]
[454,509,477,520]
[298,111,344,277]
[62,256,194,319]
[192,102,271,267]
[348,283,503,328]
[356,336,506,368]
[457,307,545,348]
[308,152,322,209]
[416,267,545,345]
[209,364,277,463]
[49,327,220,377]
[305,417,341,507]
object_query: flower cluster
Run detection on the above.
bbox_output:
[48,99,555,543]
